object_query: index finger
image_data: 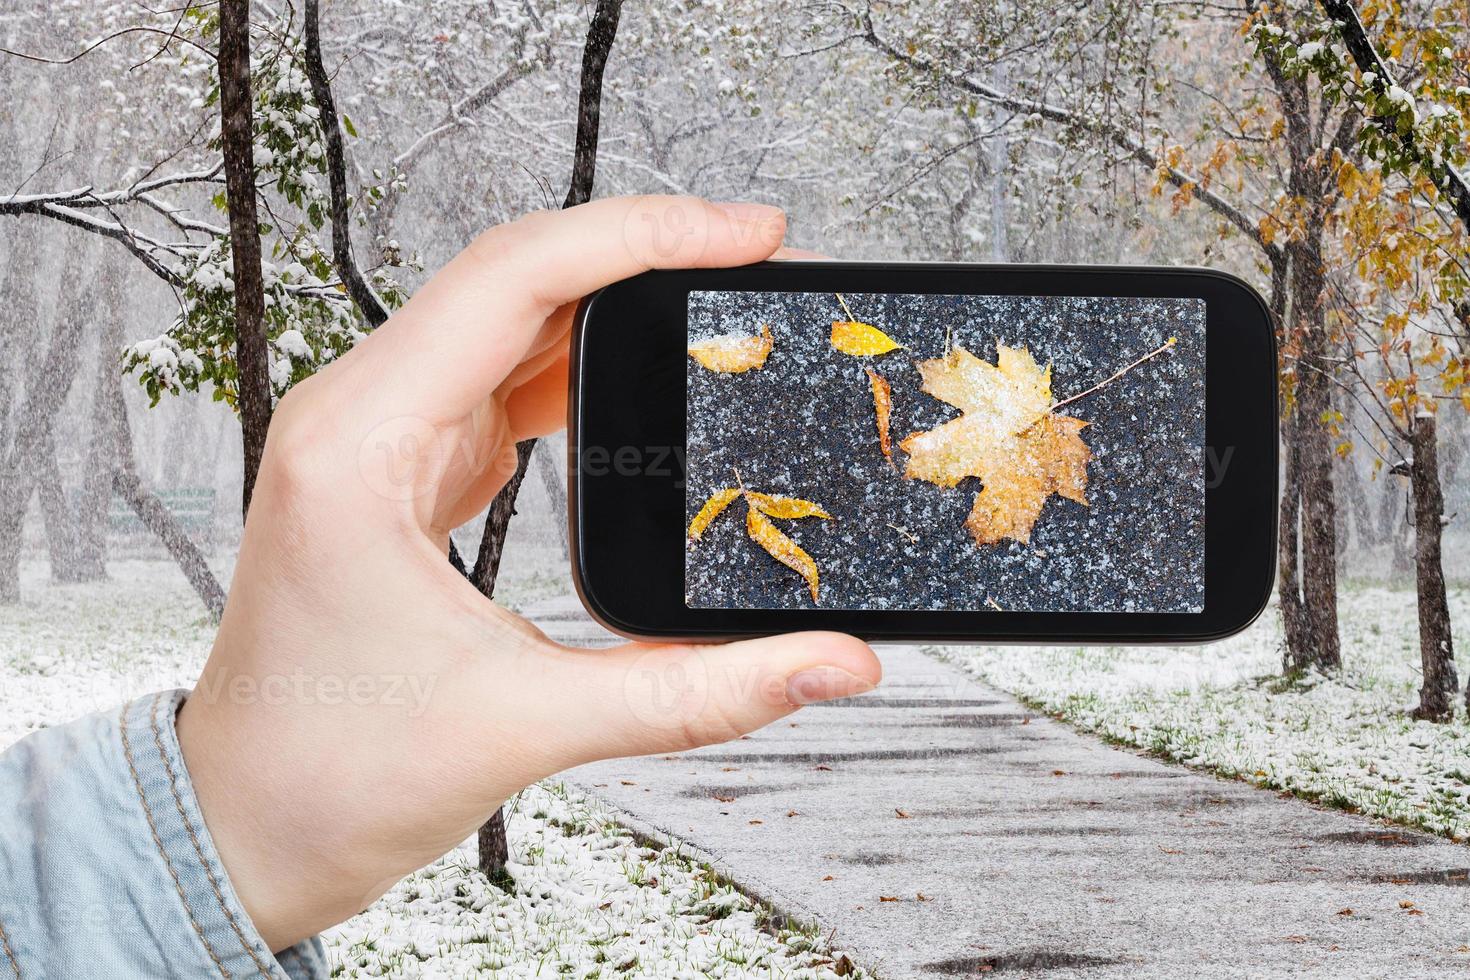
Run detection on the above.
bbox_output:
[355,196,786,421]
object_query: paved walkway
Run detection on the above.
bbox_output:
[527,596,1470,978]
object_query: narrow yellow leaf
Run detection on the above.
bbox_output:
[866,368,895,466]
[745,505,821,603]
[688,323,773,373]
[746,492,833,520]
[831,320,903,356]
[687,488,740,541]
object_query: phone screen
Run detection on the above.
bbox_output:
[684,290,1206,613]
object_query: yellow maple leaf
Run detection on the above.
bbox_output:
[688,323,773,373]
[900,344,1054,488]
[831,320,903,356]
[900,343,1090,546]
[964,415,1090,546]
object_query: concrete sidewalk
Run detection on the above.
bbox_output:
[529,596,1470,978]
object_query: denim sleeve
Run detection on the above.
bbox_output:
[0,690,327,979]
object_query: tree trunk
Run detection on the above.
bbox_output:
[1407,414,1457,721]
[109,380,228,621]
[1278,408,1311,670]
[1339,452,1379,551]
[1376,467,1400,543]
[1440,410,1465,487]
[34,241,115,584]
[476,814,514,891]
[535,438,570,560]
[474,0,624,884]
[0,224,40,602]
[1271,254,1312,670]
[471,441,537,597]
[35,436,79,582]
[1254,50,1342,675]
[0,483,32,603]
[1283,233,1341,672]
[218,0,272,518]
[72,378,116,582]
[0,239,86,604]
[988,65,1010,263]
[560,0,624,214]
[71,262,128,583]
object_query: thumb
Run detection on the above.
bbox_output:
[553,632,881,764]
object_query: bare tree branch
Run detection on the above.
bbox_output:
[563,0,624,208]
[302,0,389,327]
[0,198,190,287]
[0,25,216,66]
[0,164,228,287]
[391,43,534,175]
[857,10,1285,261]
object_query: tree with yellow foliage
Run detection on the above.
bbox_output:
[848,0,1365,675]
[1268,0,1468,715]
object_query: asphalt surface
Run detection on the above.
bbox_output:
[529,595,1470,979]
[683,291,1207,613]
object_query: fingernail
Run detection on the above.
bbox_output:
[785,666,874,706]
[715,201,784,225]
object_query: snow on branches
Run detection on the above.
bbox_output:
[116,5,412,407]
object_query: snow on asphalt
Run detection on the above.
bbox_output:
[547,598,1470,979]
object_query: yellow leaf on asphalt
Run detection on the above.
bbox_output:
[900,344,1053,489]
[964,414,1091,547]
[866,368,894,466]
[746,504,821,603]
[746,492,833,520]
[900,343,1089,547]
[831,320,903,356]
[687,487,741,540]
[688,323,773,373]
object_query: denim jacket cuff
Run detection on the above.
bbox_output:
[0,689,328,979]
[118,690,328,979]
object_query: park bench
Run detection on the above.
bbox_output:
[107,487,217,535]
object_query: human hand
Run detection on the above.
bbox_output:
[175,196,882,952]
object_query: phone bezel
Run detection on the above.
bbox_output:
[569,262,1277,644]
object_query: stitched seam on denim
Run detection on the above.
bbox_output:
[150,694,274,978]
[121,699,232,979]
[0,915,20,979]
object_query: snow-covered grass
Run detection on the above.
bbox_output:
[0,558,218,744]
[324,782,867,979]
[0,559,867,978]
[933,583,1470,841]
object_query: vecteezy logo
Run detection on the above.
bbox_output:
[357,414,442,502]
[620,647,711,733]
[624,196,710,264]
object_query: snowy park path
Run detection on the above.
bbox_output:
[526,596,1470,979]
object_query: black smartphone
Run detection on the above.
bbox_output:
[569,262,1276,644]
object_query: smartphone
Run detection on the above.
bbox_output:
[569,262,1277,643]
